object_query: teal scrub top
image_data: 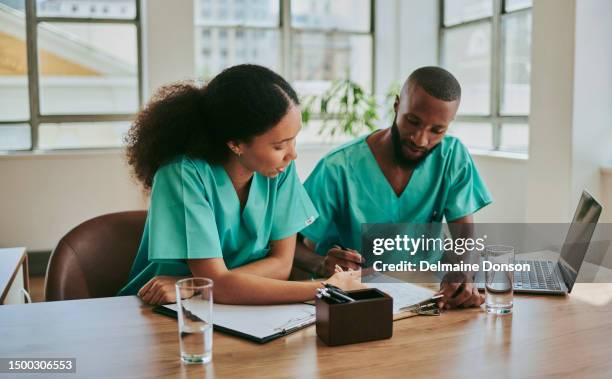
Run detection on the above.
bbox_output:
[117,156,318,296]
[300,133,493,259]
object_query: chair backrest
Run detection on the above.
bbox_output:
[44,211,147,301]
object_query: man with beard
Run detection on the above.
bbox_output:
[294,66,492,309]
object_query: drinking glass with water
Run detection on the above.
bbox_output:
[484,245,514,315]
[176,278,213,364]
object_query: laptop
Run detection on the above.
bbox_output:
[477,190,603,295]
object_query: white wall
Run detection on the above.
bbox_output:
[571,0,612,212]
[527,0,612,222]
[0,151,145,251]
[526,0,576,222]
[472,156,528,222]
[142,0,195,98]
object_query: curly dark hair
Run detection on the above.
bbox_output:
[125,64,300,189]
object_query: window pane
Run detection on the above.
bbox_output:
[444,0,492,26]
[500,123,528,153]
[0,0,30,121]
[39,121,129,149]
[442,22,491,115]
[36,0,136,19]
[501,11,531,115]
[0,124,31,150]
[292,0,370,32]
[195,0,278,27]
[292,32,372,96]
[448,122,493,150]
[38,22,138,115]
[505,0,532,12]
[195,28,279,80]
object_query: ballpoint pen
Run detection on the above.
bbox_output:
[398,294,444,315]
[323,283,349,295]
[316,289,343,304]
[317,287,355,303]
[326,288,355,303]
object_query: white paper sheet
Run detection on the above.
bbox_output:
[363,273,436,314]
[163,302,315,340]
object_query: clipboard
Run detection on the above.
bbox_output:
[154,302,315,344]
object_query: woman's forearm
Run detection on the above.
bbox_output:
[203,271,322,304]
[231,255,292,280]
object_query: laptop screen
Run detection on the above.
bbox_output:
[558,191,602,292]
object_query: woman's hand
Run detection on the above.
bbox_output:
[324,270,366,292]
[138,276,187,305]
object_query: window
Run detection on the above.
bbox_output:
[195,0,373,144]
[0,0,142,151]
[440,0,531,154]
[195,0,280,80]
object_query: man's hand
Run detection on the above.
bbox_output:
[435,272,484,309]
[319,246,364,277]
[138,276,187,305]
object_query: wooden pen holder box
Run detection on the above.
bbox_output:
[315,288,393,346]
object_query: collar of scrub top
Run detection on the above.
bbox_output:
[215,165,267,238]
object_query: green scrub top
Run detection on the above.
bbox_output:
[117,156,318,296]
[300,133,492,260]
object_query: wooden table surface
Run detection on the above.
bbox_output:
[1,284,612,379]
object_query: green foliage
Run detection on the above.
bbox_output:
[301,79,379,138]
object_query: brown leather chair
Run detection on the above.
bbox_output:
[44,211,147,301]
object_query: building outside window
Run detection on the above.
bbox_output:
[0,0,142,151]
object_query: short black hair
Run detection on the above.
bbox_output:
[406,66,461,102]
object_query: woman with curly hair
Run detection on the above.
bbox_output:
[117,64,362,305]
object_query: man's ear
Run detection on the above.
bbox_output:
[394,95,400,113]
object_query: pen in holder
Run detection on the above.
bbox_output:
[315,288,393,346]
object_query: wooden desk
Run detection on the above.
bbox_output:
[1,284,611,378]
[0,247,29,305]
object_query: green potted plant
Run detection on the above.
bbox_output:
[301,78,379,138]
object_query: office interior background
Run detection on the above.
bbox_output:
[0,0,611,278]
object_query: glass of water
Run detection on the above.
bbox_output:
[484,245,514,315]
[176,278,213,364]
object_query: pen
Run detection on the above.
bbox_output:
[323,283,349,296]
[317,287,355,303]
[398,294,444,312]
[316,289,343,304]
[451,282,465,299]
[334,244,365,267]
[327,289,355,303]
[320,286,355,303]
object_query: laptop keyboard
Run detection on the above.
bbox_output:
[514,260,561,291]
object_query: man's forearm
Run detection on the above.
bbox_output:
[442,217,478,279]
[293,239,325,276]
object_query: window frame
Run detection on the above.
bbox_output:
[438,0,531,153]
[0,0,144,152]
[196,0,376,96]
